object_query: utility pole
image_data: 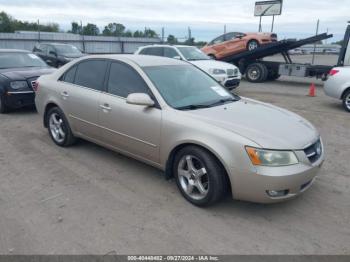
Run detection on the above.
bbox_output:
[312,19,320,65]
[162,27,165,43]
[188,27,192,41]
[80,20,85,53]
[224,24,227,35]
[37,19,40,42]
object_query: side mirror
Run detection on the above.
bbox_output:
[126,93,155,107]
[49,51,57,56]
[173,56,182,60]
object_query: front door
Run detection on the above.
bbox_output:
[99,61,161,164]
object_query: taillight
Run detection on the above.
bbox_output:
[329,69,339,76]
[33,81,39,92]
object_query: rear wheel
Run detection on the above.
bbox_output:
[245,63,268,83]
[247,40,259,51]
[0,95,9,114]
[173,146,227,207]
[342,89,350,112]
[47,107,77,147]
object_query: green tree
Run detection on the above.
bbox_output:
[184,37,195,46]
[0,11,15,32]
[167,34,177,44]
[69,22,82,34]
[102,23,125,36]
[82,23,99,36]
[133,30,144,37]
[144,28,157,38]
[123,30,133,37]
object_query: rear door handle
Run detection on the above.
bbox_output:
[100,103,112,111]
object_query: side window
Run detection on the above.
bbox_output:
[107,62,150,98]
[224,33,235,41]
[62,65,77,83]
[74,60,108,91]
[211,35,224,45]
[164,48,179,58]
[147,47,163,56]
[139,48,150,55]
[47,45,56,56]
[40,44,47,54]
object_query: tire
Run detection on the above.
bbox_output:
[245,63,268,83]
[173,146,227,207]
[0,94,8,114]
[47,107,77,147]
[342,89,350,112]
[247,40,259,51]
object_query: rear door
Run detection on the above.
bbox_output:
[99,61,161,164]
[46,45,57,67]
[59,59,108,140]
[225,32,246,54]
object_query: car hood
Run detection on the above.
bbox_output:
[190,60,238,72]
[185,98,318,150]
[0,67,56,80]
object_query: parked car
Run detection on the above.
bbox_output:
[0,49,55,113]
[135,45,241,90]
[35,55,324,206]
[33,43,84,68]
[324,67,350,112]
[201,32,277,60]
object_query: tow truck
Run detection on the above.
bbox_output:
[215,27,349,83]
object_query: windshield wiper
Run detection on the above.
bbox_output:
[175,104,213,110]
[206,97,239,107]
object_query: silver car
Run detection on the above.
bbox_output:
[324,66,350,112]
[35,55,324,206]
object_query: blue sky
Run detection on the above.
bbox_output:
[0,0,348,42]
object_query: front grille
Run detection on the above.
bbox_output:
[304,139,322,164]
[27,77,38,90]
[227,68,238,76]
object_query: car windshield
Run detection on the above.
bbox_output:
[177,47,210,61]
[143,65,239,110]
[0,52,47,69]
[54,45,82,56]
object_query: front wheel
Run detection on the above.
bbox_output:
[47,107,77,147]
[342,90,350,112]
[247,40,259,51]
[173,146,227,207]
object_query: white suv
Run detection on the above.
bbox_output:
[135,45,241,90]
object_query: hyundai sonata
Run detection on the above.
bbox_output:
[35,55,324,206]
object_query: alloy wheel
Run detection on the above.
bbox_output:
[345,93,350,110]
[49,113,66,143]
[248,41,258,50]
[177,155,209,200]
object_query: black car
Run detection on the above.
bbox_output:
[0,49,55,113]
[33,43,84,68]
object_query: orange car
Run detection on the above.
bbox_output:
[202,32,277,60]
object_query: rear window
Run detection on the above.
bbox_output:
[74,60,108,91]
[140,47,163,56]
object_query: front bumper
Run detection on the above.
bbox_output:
[229,152,324,204]
[4,91,35,108]
[213,75,241,90]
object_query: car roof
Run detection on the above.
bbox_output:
[0,49,30,53]
[82,54,189,67]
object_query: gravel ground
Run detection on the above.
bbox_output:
[0,70,349,255]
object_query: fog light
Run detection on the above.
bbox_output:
[266,189,289,197]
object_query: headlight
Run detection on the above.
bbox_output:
[10,81,29,90]
[209,68,226,75]
[245,146,299,166]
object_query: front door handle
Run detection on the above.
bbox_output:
[61,91,69,99]
[100,103,112,112]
